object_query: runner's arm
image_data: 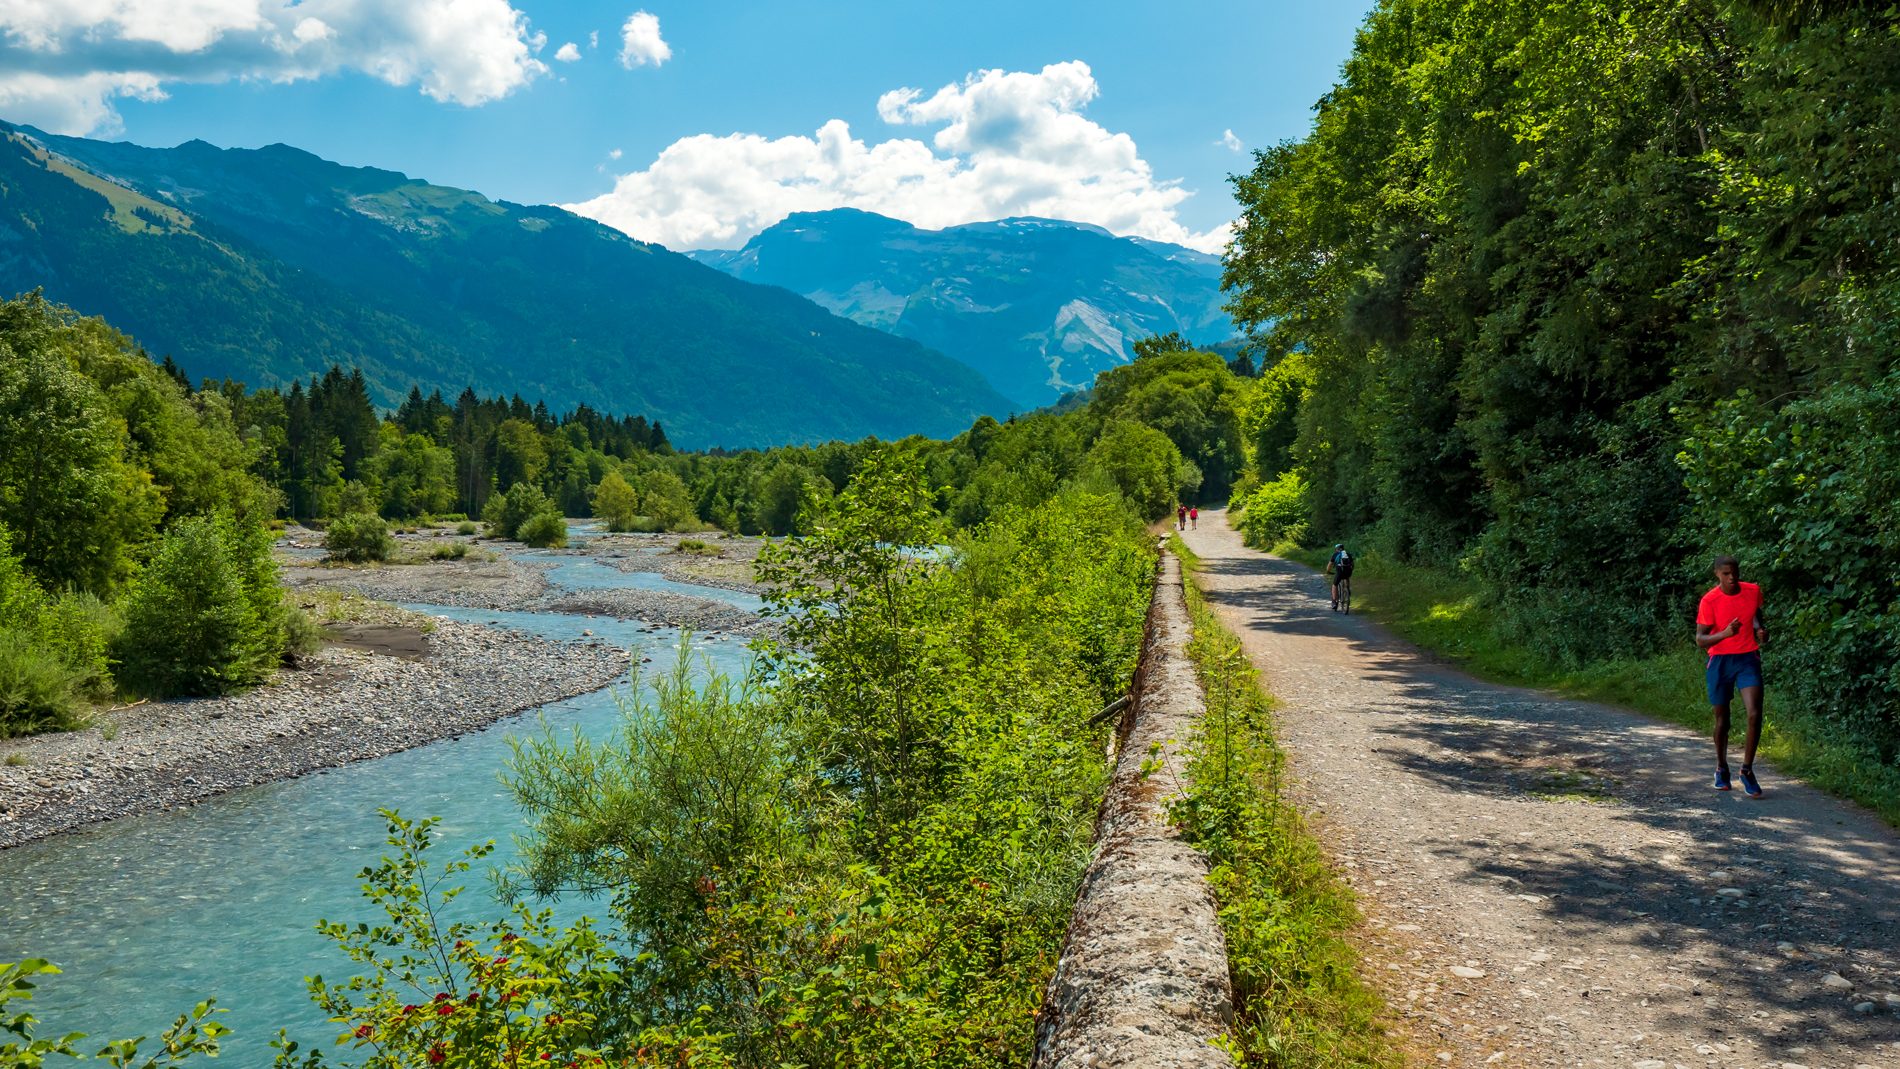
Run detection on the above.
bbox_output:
[1696,620,1741,650]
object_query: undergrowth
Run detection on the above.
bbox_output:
[1276,546,1900,828]
[1168,537,1400,1067]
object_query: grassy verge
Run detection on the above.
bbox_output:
[1167,536,1400,1067]
[1277,545,1900,827]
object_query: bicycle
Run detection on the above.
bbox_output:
[1332,574,1352,614]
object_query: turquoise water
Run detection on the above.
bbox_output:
[0,562,756,1064]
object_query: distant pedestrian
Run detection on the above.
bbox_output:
[1696,555,1767,798]
[1176,504,1187,530]
[1189,507,1199,529]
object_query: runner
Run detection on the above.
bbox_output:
[1325,543,1353,612]
[1696,555,1767,798]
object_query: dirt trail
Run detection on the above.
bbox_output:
[1179,511,1900,1068]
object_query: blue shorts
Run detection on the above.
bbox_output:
[1706,651,1763,706]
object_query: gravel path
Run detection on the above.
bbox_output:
[1179,511,1900,1068]
[0,620,627,849]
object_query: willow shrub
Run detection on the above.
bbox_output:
[489,450,1155,1068]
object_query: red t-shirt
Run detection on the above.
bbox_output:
[1697,582,1762,657]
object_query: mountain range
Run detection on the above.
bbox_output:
[0,123,1011,448]
[691,209,1235,407]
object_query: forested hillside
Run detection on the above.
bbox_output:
[1224,0,1899,760]
[0,124,1011,448]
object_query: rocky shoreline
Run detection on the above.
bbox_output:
[0,619,629,850]
[0,524,774,851]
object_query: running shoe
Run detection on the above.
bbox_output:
[1739,767,1763,798]
[1712,767,1731,791]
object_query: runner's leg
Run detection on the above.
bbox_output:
[1712,701,1732,770]
[1739,685,1764,769]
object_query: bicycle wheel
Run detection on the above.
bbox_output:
[1342,577,1352,614]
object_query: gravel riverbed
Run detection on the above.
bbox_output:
[0,620,628,850]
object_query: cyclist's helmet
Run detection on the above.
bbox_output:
[1335,543,1344,550]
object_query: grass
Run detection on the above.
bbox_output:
[1274,544,1900,827]
[673,538,722,556]
[4,752,26,767]
[1167,535,1401,1067]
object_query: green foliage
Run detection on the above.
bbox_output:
[427,541,469,561]
[324,513,394,563]
[1081,420,1196,521]
[515,511,568,549]
[1091,348,1245,498]
[453,521,478,536]
[497,456,1155,1066]
[1170,571,1398,1067]
[115,515,286,698]
[637,470,697,533]
[1235,471,1309,550]
[0,298,160,594]
[0,527,114,737]
[1222,0,1900,753]
[2,958,229,1068]
[482,483,554,542]
[1680,380,1900,754]
[279,811,731,1069]
[589,471,640,532]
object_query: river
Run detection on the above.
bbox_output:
[0,536,757,1063]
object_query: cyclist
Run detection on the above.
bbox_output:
[1326,543,1354,612]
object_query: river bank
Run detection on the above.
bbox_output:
[0,612,628,850]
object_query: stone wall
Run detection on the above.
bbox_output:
[1030,551,1237,1069]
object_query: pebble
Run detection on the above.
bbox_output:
[1822,973,1855,991]
[1450,965,1486,979]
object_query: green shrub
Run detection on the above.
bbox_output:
[455,520,479,536]
[482,482,553,540]
[324,512,394,563]
[428,541,469,561]
[673,538,720,556]
[0,526,115,735]
[0,631,88,736]
[591,470,641,532]
[516,511,568,548]
[115,516,283,698]
[1235,470,1309,548]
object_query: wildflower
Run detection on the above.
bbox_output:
[436,1003,456,1016]
[353,1024,374,1039]
[427,1043,447,1064]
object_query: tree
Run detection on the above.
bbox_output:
[493,418,548,491]
[591,470,640,531]
[1081,421,1196,521]
[0,307,160,594]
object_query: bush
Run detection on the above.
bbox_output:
[1235,471,1309,548]
[0,632,88,737]
[115,516,284,698]
[482,482,556,540]
[454,520,479,536]
[325,512,394,563]
[0,526,115,736]
[674,538,720,556]
[516,511,568,549]
[429,541,469,561]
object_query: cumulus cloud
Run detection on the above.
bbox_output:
[616,10,669,69]
[554,41,581,62]
[566,61,1230,254]
[1219,128,1243,152]
[0,0,554,135]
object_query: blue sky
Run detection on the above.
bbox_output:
[0,1,1373,251]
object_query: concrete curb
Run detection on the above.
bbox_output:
[1031,550,1237,1069]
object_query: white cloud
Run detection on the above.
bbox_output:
[1219,128,1243,152]
[554,41,580,62]
[0,0,551,135]
[565,61,1232,254]
[588,29,598,48]
[616,10,669,69]
[608,147,622,160]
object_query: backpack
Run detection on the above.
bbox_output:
[1334,550,1353,576]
